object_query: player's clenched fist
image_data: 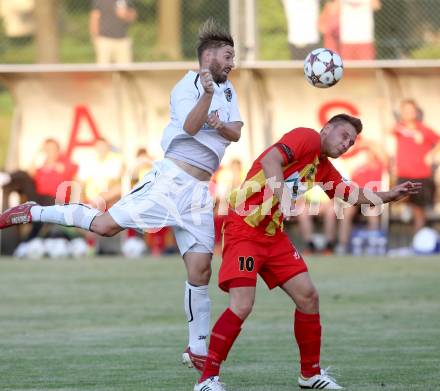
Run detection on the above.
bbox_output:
[200,68,214,94]
[207,112,223,129]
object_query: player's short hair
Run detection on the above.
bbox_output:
[196,18,234,62]
[328,114,363,134]
[44,138,60,149]
[400,98,418,108]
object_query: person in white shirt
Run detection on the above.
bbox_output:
[0,18,243,371]
[340,0,381,60]
[282,0,320,59]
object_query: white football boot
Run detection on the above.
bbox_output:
[298,368,343,389]
[193,376,226,391]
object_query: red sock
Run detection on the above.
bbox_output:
[199,308,243,383]
[294,309,321,378]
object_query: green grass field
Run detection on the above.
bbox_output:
[0,256,439,391]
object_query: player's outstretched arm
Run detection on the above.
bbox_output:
[354,181,422,206]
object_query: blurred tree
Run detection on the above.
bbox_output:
[35,0,59,63]
[156,0,182,60]
[181,0,229,59]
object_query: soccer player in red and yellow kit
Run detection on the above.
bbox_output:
[194,114,421,391]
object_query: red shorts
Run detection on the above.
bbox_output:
[219,218,308,292]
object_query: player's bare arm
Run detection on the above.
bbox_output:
[115,4,137,22]
[89,10,100,40]
[183,52,215,135]
[351,181,422,206]
[260,147,293,215]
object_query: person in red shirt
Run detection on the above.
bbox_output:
[336,137,385,253]
[0,139,77,244]
[318,0,340,54]
[31,138,78,202]
[393,99,440,232]
[193,114,421,391]
[27,138,78,241]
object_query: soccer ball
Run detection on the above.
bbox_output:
[122,236,147,258]
[69,238,89,258]
[304,48,344,88]
[44,238,70,259]
[26,238,46,259]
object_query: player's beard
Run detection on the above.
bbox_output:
[210,59,228,84]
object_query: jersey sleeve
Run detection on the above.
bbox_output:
[319,159,355,200]
[273,128,320,165]
[170,78,200,128]
[227,84,243,124]
[423,125,440,146]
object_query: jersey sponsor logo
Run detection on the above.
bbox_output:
[342,176,351,185]
[305,165,316,180]
[224,88,232,102]
[285,172,308,199]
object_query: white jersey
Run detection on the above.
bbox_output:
[282,0,319,46]
[161,70,242,173]
[110,71,242,255]
[340,0,375,44]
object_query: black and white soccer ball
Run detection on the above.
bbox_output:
[304,48,344,88]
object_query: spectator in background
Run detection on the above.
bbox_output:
[130,147,154,185]
[294,188,338,255]
[29,139,78,204]
[0,138,77,242]
[282,0,320,60]
[78,137,123,208]
[336,139,385,254]
[340,0,381,60]
[319,0,341,54]
[393,99,440,232]
[212,159,245,255]
[0,0,35,41]
[214,158,245,200]
[90,0,137,64]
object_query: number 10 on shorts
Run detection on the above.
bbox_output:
[238,256,254,272]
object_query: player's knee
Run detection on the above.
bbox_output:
[96,227,117,237]
[199,263,212,281]
[187,259,212,285]
[91,220,118,237]
[102,227,118,237]
[298,288,319,313]
[230,297,254,320]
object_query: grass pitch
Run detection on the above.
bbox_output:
[0,256,439,391]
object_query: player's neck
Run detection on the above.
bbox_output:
[402,120,417,129]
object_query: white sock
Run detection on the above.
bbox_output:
[30,203,101,231]
[184,281,211,356]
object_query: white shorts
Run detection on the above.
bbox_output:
[109,159,214,255]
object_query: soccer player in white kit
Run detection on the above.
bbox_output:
[0,18,243,370]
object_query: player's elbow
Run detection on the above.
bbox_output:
[183,120,199,136]
[261,154,279,172]
[230,132,241,142]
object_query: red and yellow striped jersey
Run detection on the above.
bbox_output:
[228,127,350,236]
